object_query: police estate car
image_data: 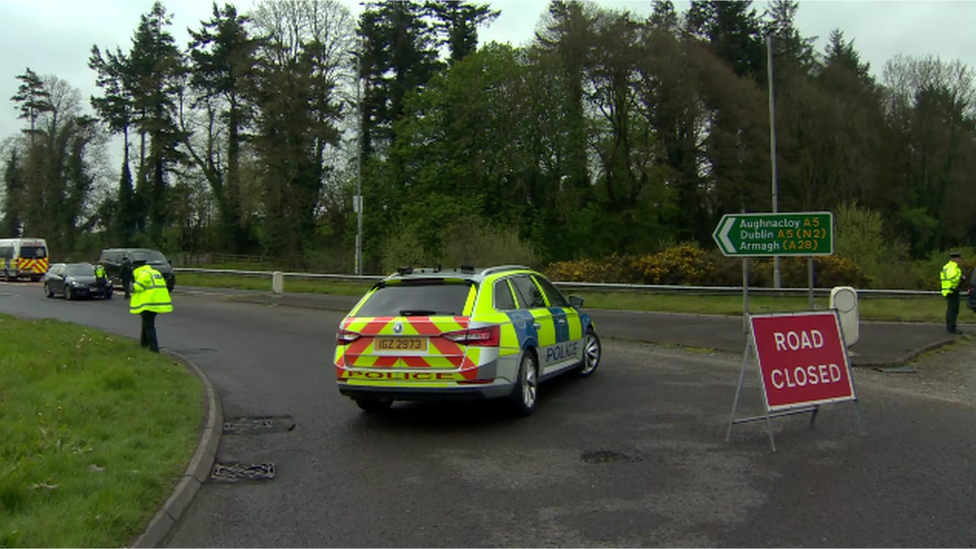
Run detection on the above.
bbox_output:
[334,265,601,415]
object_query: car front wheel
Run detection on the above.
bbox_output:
[509,350,539,416]
[64,286,72,301]
[575,328,602,377]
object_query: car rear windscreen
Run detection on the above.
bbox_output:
[355,282,473,317]
[21,246,46,259]
[65,265,93,276]
[132,250,167,263]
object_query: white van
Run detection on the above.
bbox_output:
[0,238,50,281]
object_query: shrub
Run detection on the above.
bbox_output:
[381,216,540,274]
[545,254,636,283]
[777,256,871,288]
[380,224,432,274]
[632,243,713,285]
[441,219,541,269]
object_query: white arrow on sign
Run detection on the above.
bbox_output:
[718,216,736,253]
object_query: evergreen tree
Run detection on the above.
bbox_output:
[116,158,136,244]
[187,2,260,252]
[359,1,441,154]
[127,0,186,241]
[686,0,765,82]
[426,0,499,64]
[1,149,23,236]
[11,68,52,147]
[535,0,596,197]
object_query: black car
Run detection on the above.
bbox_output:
[98,248,176,292]
[42,263,113,300]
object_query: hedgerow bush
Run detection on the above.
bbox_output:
[632,243,714,285]
[546,244,873,288]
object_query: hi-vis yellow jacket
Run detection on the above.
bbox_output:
[130,265,173,314]
[941,260,963,297]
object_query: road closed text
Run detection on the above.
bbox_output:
[769,329,845,388]
[750,314,856,409]
[771,363,843,389]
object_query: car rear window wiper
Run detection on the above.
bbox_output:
[399,309,443,316]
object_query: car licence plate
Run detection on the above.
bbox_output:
[373,337,428,352]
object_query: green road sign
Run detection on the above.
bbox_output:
[712,212,833,257]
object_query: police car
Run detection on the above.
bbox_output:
[334,265,601,415]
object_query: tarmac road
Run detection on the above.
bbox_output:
[1,282,975,547]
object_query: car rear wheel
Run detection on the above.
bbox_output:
[575,328,602,377]
[509,350,538,416]
[354,397,393,414]
[44,283,53,298]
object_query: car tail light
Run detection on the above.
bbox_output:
[336,329,360,346]
[443,325,500,347]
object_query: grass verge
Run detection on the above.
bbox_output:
[176,270,956,322]
[577,292,953,323]
[0,314,204,548]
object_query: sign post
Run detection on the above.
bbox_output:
[727,311,865,452]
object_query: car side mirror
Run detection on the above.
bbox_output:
[569,296,584,308]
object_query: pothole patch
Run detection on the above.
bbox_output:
[210,462,276,482]
[580,450,641,464]
[223,415,296,434]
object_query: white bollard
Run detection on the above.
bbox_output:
[829,286,859,347]
[272,271,284,295]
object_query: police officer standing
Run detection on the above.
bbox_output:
[121,255,133,298]
[941,251,964,335]
[93,262,109,299]
[130,259,173,352]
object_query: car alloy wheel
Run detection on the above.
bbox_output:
[64,286,72,301]
[44,283,53,298]
[577,329,602,377]
[510,351,538,416]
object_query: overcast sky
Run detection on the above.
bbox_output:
[1,0,975,145]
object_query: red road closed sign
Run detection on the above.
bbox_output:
[750,311,856,411]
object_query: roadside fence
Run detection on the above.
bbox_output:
[171,267,942,298]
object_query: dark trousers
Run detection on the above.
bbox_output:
[946,292,960,333]
[122,275,132,298]
[140,311,159,352]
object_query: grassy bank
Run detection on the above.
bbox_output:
[0,315,204,547]
[176,270,956,322]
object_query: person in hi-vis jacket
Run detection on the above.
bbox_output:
[130,260,173,352]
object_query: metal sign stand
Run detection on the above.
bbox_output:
[726,313,865,453]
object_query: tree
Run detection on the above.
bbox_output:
[535,1,596,196]
[7,74,103,250]
[127,0,187,241]
[425,0,499,64]
[359,0,441,155]
[250,0,356,265]
[763,0,816,77]
[90,44,139,245]
[10,68,52,147]
[187,2,261,252]
[649,0,679,30]
[1,149,23,236]
[882,55,976,255]
[686,0,765,82]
